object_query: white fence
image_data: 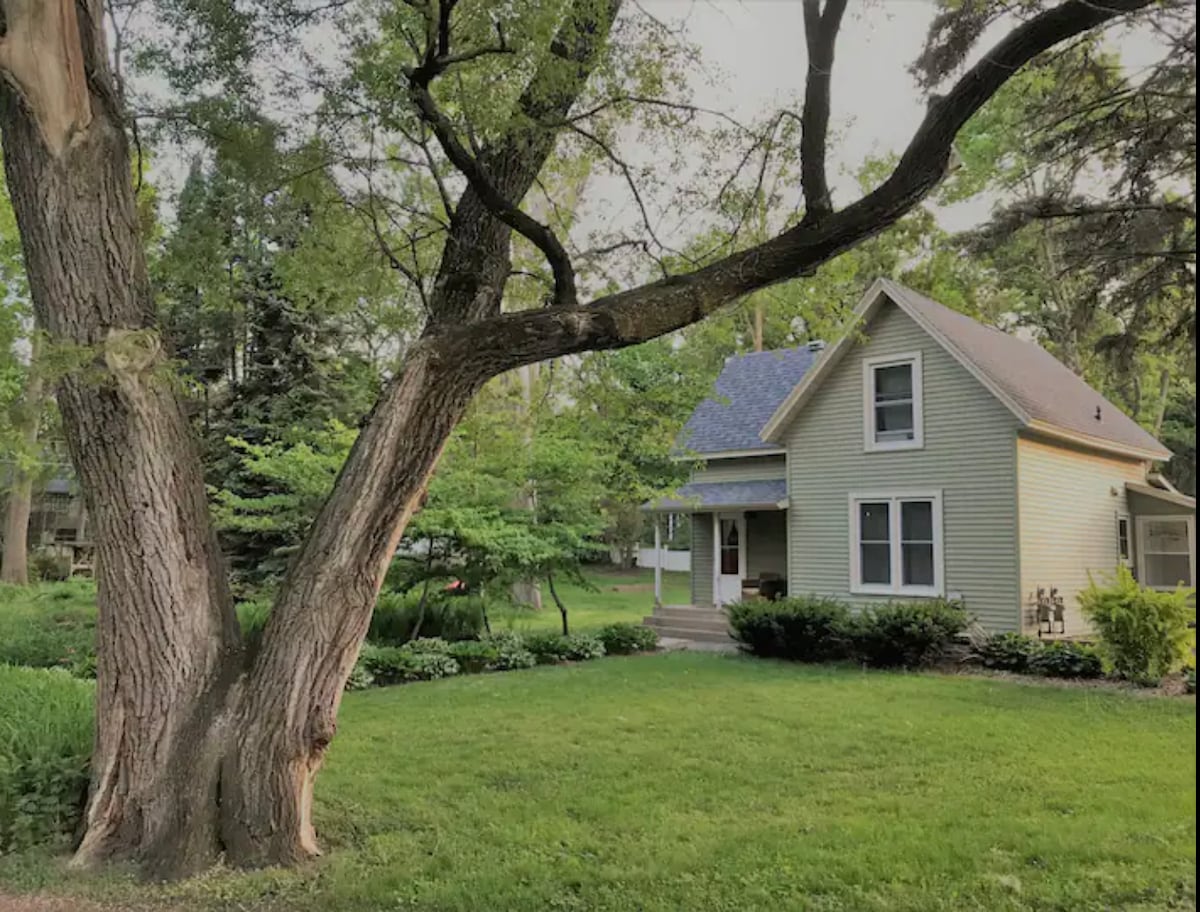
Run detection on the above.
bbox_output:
[636,548,691,572]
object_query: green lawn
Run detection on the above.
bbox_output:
[4,653,1194,912]
[490,566,690,633]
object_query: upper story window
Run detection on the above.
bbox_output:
[863,352,924,452]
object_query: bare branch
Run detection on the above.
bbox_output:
[800,0,848,221]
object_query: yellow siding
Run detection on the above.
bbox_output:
[1016,436,1147,635]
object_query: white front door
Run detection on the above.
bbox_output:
[716,513,746,606]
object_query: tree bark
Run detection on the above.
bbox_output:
[547,570,569,636]
[0,6,239,879]
[1,335,46,585]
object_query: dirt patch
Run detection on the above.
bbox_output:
[936,664,1195,699]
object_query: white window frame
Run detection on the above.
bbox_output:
[862,351,924,452]
[1135,515,1195,590]
[849,490,944,597]
[1115,512,1132,566]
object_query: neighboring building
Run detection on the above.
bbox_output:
[644,278,1195,641]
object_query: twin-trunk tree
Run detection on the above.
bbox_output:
[0,0,1154,880]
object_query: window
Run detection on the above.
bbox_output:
[850,492,943,595]
[1116,514,1131,564]
[719,519,740,576]
[1136,517,1195,589]
[863,352,923,451]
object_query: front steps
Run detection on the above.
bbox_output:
[643,604,735,645]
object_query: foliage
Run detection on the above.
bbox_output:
[354,642,461,687]
[522,631,606,664]
[849,600,969,669]
[0,666,93,852]
[1027,641,1105,680]
[0,582,97,676]
[235,600,272,656]
[1187,667,1196,695]
[479,632,538,671]
[728,596,852,662]
[974,632,1043,673]
[974,633,1103,679]
[595,622,658,656]
[1079,566,1195,684]
[368,589,486,645]
[446,640,501,674]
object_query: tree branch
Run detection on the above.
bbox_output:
[452,0,1157,372]
[800,0,848,222]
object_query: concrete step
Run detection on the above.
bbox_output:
[644,613,730,635]
[643,618,735,644]
[653,605,729,623]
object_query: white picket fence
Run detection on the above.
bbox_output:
[636,548,691,572]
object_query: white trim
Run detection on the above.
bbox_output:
[1126,481,1197,510]
[714,512,747,607]
[848,490,945,597]
[670,447,787,462]
[862,351,924,452]
[1134,514,1196,590]
[1115,511,1132,567]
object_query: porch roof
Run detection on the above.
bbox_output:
[643,479,787,513]
[1126,481,1196,512]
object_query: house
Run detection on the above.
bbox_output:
[643,278,1196,642]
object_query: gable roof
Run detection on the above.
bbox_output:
[675,346,820,457]
[761,278,1172,462]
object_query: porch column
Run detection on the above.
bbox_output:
[653,516,663,608]
[712,511,721,608]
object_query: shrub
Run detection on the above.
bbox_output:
[448,640,501,673]
[0,581,97,675]
[0,665,94,852]
[355,641,461,686]
[1027,641,1104,679]
[236,600,272,656]
[1079,566,1195,684]
[729,596,853,661]
[369,590,485,645]
[481,632,537,671]
[975,633,1042,673]
[850,599,968,668]
[1187,667,1196,695]
[596,623,658,655]
[522,632,606,664]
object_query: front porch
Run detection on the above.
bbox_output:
[642,479,789,641]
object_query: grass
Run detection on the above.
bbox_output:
[2,653,1193,911]
[490,566,689,634]
[0,580,97,672]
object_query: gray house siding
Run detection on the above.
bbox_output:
[691,456,786,483]
[781,301,1025,632]
[691,512,714,606]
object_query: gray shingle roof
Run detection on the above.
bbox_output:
[675,347,819,455]
[647,479,788,512]
[880,280,1171,459]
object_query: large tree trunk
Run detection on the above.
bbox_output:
[0,3,239,878]
[0,336,46,584]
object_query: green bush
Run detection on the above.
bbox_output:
[1079,566,1195,684]
[0,665,94,852]
[850,600,968,668]
[354,641,461,687]
[596,623,658,656]
[369,590,486,645]
[480,632,537,670]
[0,581,97,676]
[448,640,501,673]
[236,600,272,656]
[1187,667,1196,695]
[975,633,1042,673]
[728,597,852,661]
[1027,641,1104,679]
[523,632,606,664]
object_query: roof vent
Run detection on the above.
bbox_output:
[807,340,827,353]
[1095,405,1102,421]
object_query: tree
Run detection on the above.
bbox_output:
[0,0,1163,877]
